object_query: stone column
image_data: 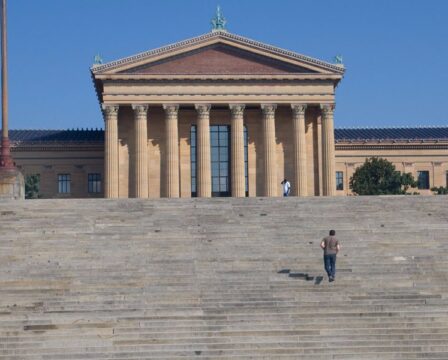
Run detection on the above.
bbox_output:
[317,119,323,196]
[195,104,211,197]
[230,104,246,197]
[132,104,149,198]
[163,104,180,198]
[321,104,336,196]
[261,104,277,197]
[291,104,307,196]
[103,104,119,198]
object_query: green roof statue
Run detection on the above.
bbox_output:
[211,5,227,32]
[334,55,344,66]
[94,54,103,65]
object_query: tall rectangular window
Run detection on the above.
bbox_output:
[210,125,230,197]
[446,171,448,188]
[417,171,430,190]
[190,125,248,197]
[88,173,101,193]
[244,126,248,195]
[336,171,344,191]
[58,174,71,193]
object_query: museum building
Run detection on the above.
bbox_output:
[9,24,448,199]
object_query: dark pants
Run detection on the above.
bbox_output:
[324,254,337,278]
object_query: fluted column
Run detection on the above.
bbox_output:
[321,104,336,196]
[195,104,211,197]
[261,104,277,197]
[163,104,179,198]
[230,104,246,197]
[291,104,308,196]
[132,104,149,198]
[102,104,119,198]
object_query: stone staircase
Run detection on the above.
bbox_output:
[0,196,447,359]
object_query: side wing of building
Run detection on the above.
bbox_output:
[10,130,104,198]
[335,128,448,195]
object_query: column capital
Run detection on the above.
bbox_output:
[102,104,119,117]
[163,104,179,115]
[229,104,245,117]
[320,103,335,115]
[261,103,277,115]
[132,104,149,116]
[291,104,307,114]
[195,104,211,116]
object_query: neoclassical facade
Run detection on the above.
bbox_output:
[91,30,345,198]
[9,31,448,199]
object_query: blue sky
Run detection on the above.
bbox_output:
[7,0,448,129]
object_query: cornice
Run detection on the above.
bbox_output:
[98,74,341,82]
[10,141,448,152]
[11,142,104,152]
[336,139,448,145]
[102,94,334,99]
[91,31,345,75]
[336,143,448,151]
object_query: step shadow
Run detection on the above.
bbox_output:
[278,269,323,285]
[277,269,290,274]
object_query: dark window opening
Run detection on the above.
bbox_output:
[88,173,102,193]
[336,171,344,191]
[58,174,71,194]
[417,171,430,190]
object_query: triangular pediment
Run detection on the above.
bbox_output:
[118,44,317,75]
[92,31,345,77]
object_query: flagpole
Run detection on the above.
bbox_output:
[0,0,13,169]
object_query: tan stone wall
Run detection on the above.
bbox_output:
[308,107,321,196]
[179,110,195,198]
[245,108,262,196]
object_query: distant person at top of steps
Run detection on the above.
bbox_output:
[281,179,291,197]
[320,230,341,282]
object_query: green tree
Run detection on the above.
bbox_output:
[25,174,40,199]
[349,157,417,195]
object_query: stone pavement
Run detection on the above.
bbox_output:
[0,196,447,359]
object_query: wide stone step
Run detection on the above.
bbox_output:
[1,196,447,358]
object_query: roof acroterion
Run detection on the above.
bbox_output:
[211,5,227,32]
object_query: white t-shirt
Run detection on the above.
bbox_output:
[283,181,291,195]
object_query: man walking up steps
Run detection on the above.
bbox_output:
[320,230,341,282]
